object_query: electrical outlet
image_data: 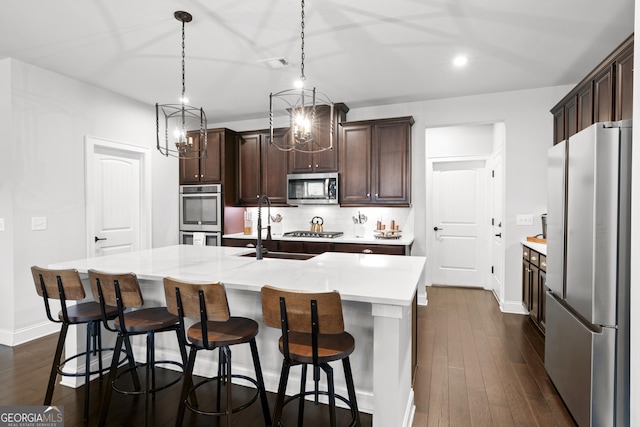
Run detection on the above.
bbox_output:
[31,216,47,230]
[516,214,534,226]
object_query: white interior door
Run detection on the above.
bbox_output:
[490,151,504,299]
[432,159,488,287]
[85,136,151,257]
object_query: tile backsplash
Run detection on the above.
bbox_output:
[244,205,414,238]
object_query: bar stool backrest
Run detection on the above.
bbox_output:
[261,285,345,334]
[88,269,143,308]
[31,266,86,301]
[163,277,230,321]
[31,266,87,324]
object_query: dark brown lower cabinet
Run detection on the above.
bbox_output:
[522,245,546,334]
[222,238,407,255]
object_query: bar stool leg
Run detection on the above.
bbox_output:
[323,363,337,427]
[175,347,197,427]
[83,322,93,422]
[144,332,154,427]
[273,360,291,426]
[298,364,308,427]
[224,347,232,427]
[343,357,361,427]
[123,335,141,390]
[249,339,272,426]
[45,323,68,405]
[98,334,124,427]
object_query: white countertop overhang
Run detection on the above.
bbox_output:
[52,245,425,307]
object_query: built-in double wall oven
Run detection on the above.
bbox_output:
[179,184,222,246]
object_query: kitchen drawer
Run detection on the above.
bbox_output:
[333,243,405,255]
[523,247,530,261]
[529,249,540,267]
[223,238,279,251]
[539,254,547,272]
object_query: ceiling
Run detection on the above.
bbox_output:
[0,0,634,123]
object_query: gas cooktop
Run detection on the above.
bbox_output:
[282,231,344,239]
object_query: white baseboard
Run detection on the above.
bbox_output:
[0,322,59,347]
[500,300,528,314]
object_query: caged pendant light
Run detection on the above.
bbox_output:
[156,11,207,159]
[269,0,334,153]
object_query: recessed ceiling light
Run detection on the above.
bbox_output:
[453,55,468,67]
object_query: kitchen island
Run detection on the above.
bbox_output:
[51,245,425,427]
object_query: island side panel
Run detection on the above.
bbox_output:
[372,302,415,427]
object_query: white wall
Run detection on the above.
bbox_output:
[426,124,494,158]
[0,59,15,340]
[213,85,573,309]
[1,59,179,345]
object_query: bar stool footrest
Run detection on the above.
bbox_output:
[57,346,128,378]
[185,374,261,417]
[112,359,184,396]
[281,390,359,427]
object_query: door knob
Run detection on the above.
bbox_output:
[94,236,107,242]
[495,233,502,238]
[433,227,443,231]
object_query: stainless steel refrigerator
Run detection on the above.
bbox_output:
[545,121,631,426]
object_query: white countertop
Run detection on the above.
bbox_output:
[223,231,415,246]
[521,240,547,255]
[52,245,425,307]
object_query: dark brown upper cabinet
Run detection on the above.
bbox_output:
[236,129,290,206]
[616,46,634,121]
[340,116,413,206]
[551,34,633,144]
[290,103,349,173]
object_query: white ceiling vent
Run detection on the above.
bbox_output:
[258,57,291,69]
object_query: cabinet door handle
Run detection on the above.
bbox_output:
[375,193,378,197]
[308,164,312,168]
[315,164,319,168]
[495,233,502,238]
[94,236,107,242]
[367,193,370,197]
[434,227,443,231]
[194,174,198,178]
[246,243,255,248]
[363,249,373,254]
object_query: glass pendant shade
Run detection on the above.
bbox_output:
[156,102,207,158]
[269,86,334,152]
[269,0,334,153]
[156,11,207,159]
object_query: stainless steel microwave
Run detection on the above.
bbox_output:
[286,173,338,205]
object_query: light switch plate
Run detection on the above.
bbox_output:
[0,218,4,231]
[516,214,534,226]
[32,216,47,230]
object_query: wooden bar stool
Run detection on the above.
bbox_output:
[163,277,271,427]
[261,285,361,427]
[88,269,188,427]
[31,266,128,424]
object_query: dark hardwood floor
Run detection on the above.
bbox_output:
[0,286,575,426]
[413,286,576,427]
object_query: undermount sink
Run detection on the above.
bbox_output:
[239,251,316,260]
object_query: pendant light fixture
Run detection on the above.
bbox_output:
[269,0,334,153]
[156,11,207,159]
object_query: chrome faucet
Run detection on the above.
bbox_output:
[256,195,272,260]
